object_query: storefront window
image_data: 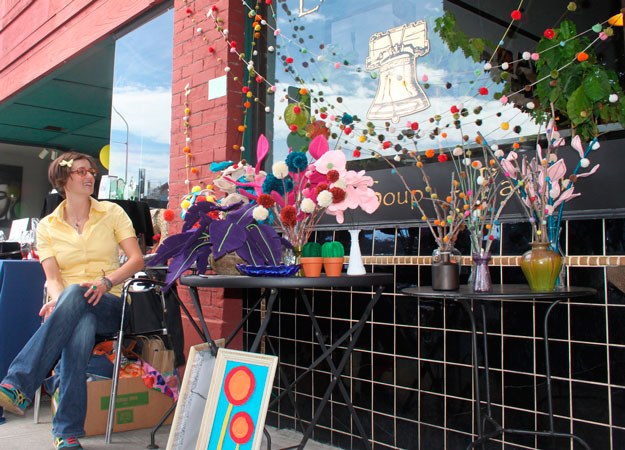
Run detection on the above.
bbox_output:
[264,1,623,164]
[109,9,173,206]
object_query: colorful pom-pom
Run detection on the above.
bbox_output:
[511,10,522,20]
[163,209,175,222]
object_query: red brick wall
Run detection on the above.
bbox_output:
[171,0,246,350]
[0,0,165,102]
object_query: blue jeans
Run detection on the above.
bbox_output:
[2,284,122,438]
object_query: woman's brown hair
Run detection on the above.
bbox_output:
[48,151,97,198]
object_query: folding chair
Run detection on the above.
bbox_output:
[104,276,172,444]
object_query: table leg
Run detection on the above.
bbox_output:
[544,299,560,432]
[186,286,219,356]
[457,299,484,445]
[250,288,278,352]
[293,285,385,450]
[225,289,270,347]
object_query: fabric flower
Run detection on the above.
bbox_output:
[279,205,297,227]
[253,205,269,221]
[330,187,346,203]
[285,151,308,173]
[313,150,346,174]
[272,161,289,179]
[258,194,275,208]
[325,170,380,223]
[262,174,293,195]
[300,197,316,213]
[316,190,333,208]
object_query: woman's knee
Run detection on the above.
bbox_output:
[55,284,89,312]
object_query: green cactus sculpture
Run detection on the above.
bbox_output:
[302,242,322,257]
[321,241,344,258]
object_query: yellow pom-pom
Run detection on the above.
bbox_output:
[181,200,191,209]
[501,122,510,130]
[192,186,202,193]
[206,195,215,202]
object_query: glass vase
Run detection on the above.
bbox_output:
[432,247,461,291]
[471,251,492,292]
[520,241,563,291]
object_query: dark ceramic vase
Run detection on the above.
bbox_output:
[432,249,460,291]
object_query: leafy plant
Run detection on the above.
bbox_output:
[435,11,625,141]
[151,201,286,289]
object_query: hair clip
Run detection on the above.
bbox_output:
[59,159,74,168]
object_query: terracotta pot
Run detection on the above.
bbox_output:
[520,242,563,291]
[300,257,323,277]
[323,257,344,277]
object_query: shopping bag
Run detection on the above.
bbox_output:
[137,335,175,374]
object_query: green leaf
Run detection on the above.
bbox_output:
[567,86,592,126]
[583,69,611,102]
[284,103,310,129]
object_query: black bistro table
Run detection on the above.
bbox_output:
[180,273,393,450]
[402,284,596,450]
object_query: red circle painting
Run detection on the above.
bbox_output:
[229,411,255,444]
[224,366,256,406]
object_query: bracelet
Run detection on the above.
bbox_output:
[100,276,113,292]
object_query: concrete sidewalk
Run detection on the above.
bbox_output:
[0,397,338,450]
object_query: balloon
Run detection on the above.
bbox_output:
[99,145,110,169]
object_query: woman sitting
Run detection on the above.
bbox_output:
[0,152,144,450]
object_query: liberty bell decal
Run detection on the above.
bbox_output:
[365,21,430,123]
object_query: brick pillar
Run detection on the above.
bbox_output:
[170,0,246,352]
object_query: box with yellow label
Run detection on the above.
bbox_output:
[52,376,174,436]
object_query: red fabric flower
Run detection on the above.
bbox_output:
[330,187,346,203]
[163,209,175,222]
[280,205,297,227]
[315,183,329,196]
[511,10,521,20]
[258,194,275,208]
[326,170,340,183]
[438,153,449,163]
[543,28,555,39]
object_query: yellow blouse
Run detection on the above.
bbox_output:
[37,198,136,296]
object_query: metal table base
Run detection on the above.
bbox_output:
[181,273,393,449]
[402,284,596,450]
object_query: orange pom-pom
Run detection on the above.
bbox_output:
[576,52,589,62]
[183,146,191,153]
[163,209,175,222]
[191,167,199,174]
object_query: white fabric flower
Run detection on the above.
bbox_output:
[252,205,269,221]
[300,198,316,213]
[452,146,464,156]
[272,161,289,179]
[316,190,333,208]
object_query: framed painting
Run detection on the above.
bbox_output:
[194,349,278,450]
[166,340,224,450]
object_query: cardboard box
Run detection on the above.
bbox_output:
[52,376,174,436]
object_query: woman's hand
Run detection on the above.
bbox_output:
[39,300,56,320]
[80,279,107,306]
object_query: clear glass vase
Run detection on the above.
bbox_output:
[471,251,492,292]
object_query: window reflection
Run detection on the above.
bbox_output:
[109,9,173,206]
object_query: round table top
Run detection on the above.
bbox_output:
[180,272,394,289]
[402,284,596,300]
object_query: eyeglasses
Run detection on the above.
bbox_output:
[70,168,98,178]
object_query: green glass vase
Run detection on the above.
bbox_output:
[520,242,564,291]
